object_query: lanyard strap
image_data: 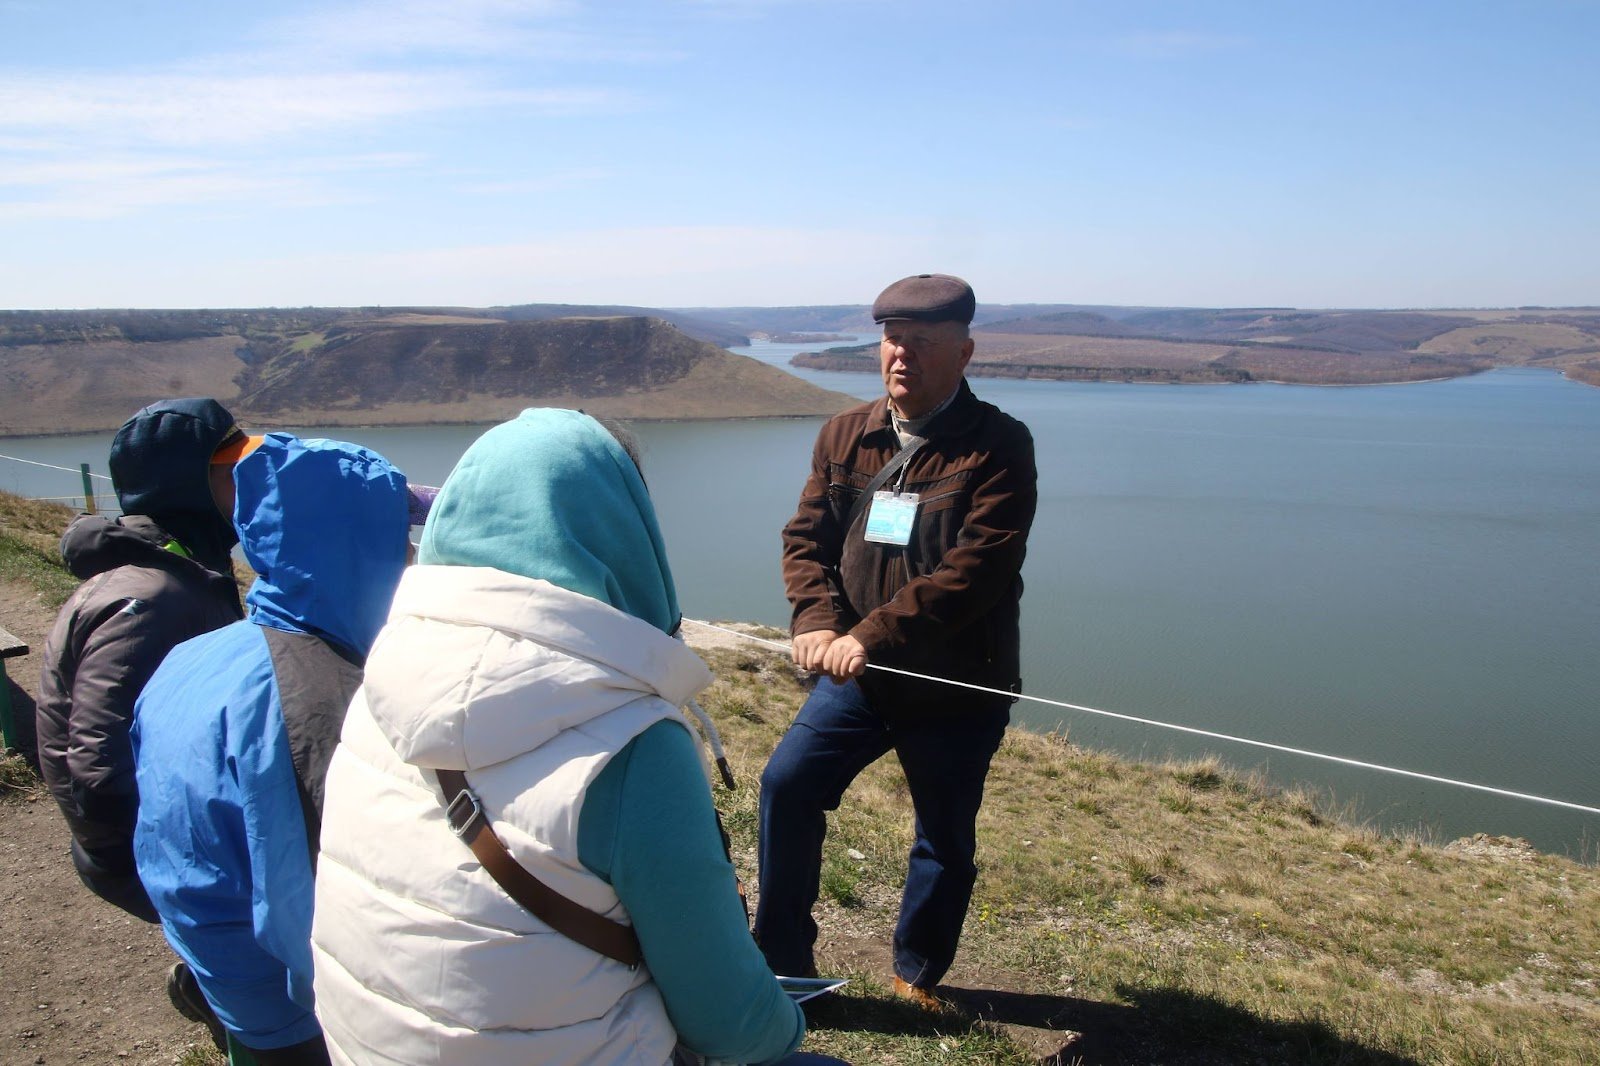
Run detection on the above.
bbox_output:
[844,435,927,535]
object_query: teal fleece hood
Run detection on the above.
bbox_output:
[237,434,411,658]
[419,409,681,634]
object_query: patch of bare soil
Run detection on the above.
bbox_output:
[1,579,219,1065]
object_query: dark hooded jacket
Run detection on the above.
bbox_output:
[35,399,243,917]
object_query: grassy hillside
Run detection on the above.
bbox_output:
[3,487,1595,1063]
[695,639,1599,1064]
[0,492,79,607]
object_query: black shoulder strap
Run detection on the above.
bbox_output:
[845,434,928,535]
[435,768,642,968]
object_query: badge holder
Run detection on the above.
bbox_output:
[864,491,919,545]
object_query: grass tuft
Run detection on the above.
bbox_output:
[0,750,42,799]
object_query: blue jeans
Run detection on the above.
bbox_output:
[755,676,1009,987]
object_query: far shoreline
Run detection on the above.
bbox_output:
[5,365,1593,442]
[792,360,1595,391]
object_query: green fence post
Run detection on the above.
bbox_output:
[80,463,97,514]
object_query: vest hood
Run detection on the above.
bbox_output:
[362,566,712,771]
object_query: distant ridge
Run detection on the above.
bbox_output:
[780,306,1600,388]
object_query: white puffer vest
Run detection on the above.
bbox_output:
[311,565,714,1066]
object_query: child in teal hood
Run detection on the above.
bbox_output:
[312,409,808,1066]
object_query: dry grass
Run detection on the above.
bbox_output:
[693,642,1600,1064]
[0,337,245,435]
[0,491,79,606]
[0,749,42,798]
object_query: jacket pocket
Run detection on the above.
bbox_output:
[908,487,966,577]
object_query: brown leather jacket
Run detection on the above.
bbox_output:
[781,380,1037,704]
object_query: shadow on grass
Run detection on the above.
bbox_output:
[805,982,1424,1065]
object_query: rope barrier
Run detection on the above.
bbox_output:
[0,453,114,480]
[682,619,1600,818]
[3,441,1592,819]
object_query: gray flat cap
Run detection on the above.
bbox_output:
[871,273,976,325]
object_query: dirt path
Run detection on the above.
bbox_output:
[1,578,219,1065]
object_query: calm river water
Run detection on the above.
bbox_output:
[4,341,1597,856]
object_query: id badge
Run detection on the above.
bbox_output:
[863,491,920,545]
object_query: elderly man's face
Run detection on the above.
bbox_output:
[879,319,974,419]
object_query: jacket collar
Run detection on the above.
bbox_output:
[864,378,982,442]
[59,512,215,581]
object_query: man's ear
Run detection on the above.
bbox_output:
[958,337,975,370]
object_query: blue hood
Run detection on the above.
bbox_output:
[236,434,410,658]
[419,409,680,634]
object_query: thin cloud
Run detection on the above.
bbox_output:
[254,0,677,64]
[0,225,934,307]
[1109,31,1248,60]
[259,224,937,306]
[457,168,616,195]
[0,152,424,221]
[682,0,890,19]
[0,70,621,147]
[263,0,571,56]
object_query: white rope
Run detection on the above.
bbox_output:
[0,453,114,480]
[682,619,1600,817]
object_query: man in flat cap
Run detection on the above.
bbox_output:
[757,274,1038,1005]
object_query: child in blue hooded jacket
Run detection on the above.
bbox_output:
[132,434,412,1064]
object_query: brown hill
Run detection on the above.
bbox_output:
[0,314,853,435]
[0,336,248,435]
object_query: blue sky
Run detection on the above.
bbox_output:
[2,0,1596,310]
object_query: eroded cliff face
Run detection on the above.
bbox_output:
[237,316,710,412]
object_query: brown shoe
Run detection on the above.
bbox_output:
[892,976,943,1010]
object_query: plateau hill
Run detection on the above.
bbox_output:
[0,308,854,435]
